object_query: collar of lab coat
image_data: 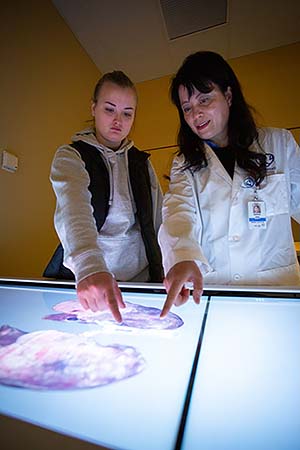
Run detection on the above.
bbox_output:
[205,143,250,196]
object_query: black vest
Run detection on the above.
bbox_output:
[43,140,163,282]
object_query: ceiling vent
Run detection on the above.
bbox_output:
[160,0,228,40]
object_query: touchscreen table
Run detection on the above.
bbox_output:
[1,279,300,450]
[181,294,300,450]
[0,280,207,450]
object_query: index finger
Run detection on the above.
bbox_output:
[106,292,123,323]
[160,281,184,318]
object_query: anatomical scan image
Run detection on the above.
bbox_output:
[0,325,145,390]
[44,300,184,332]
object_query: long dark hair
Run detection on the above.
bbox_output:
[170,51,266,185]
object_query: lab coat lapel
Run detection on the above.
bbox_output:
[231,166,246,202]
[205,144,232,186]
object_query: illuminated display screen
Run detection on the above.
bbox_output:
[0,281,300,450]
[182,296,300,450]
[0,282,207,450]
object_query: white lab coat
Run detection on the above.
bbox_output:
[159,128,300,285]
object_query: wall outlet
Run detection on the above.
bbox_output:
[1,150,18,173]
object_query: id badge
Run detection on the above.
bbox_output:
[248,201,266,229]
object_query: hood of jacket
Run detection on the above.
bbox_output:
[71,128,134,156]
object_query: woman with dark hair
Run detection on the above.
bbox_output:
[159,51,300,317]
[44,71,163,322]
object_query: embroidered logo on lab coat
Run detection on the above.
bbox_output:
[265,153,276,172]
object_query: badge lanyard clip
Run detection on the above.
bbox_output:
[248,184,267,229]
[253,187,259,202]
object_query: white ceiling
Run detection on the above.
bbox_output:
[52,0,300,83]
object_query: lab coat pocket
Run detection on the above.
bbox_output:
[258,263,300,285]
[259,174,288,216]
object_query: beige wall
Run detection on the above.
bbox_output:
[0,1,100,277]
[133,42,300,237]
